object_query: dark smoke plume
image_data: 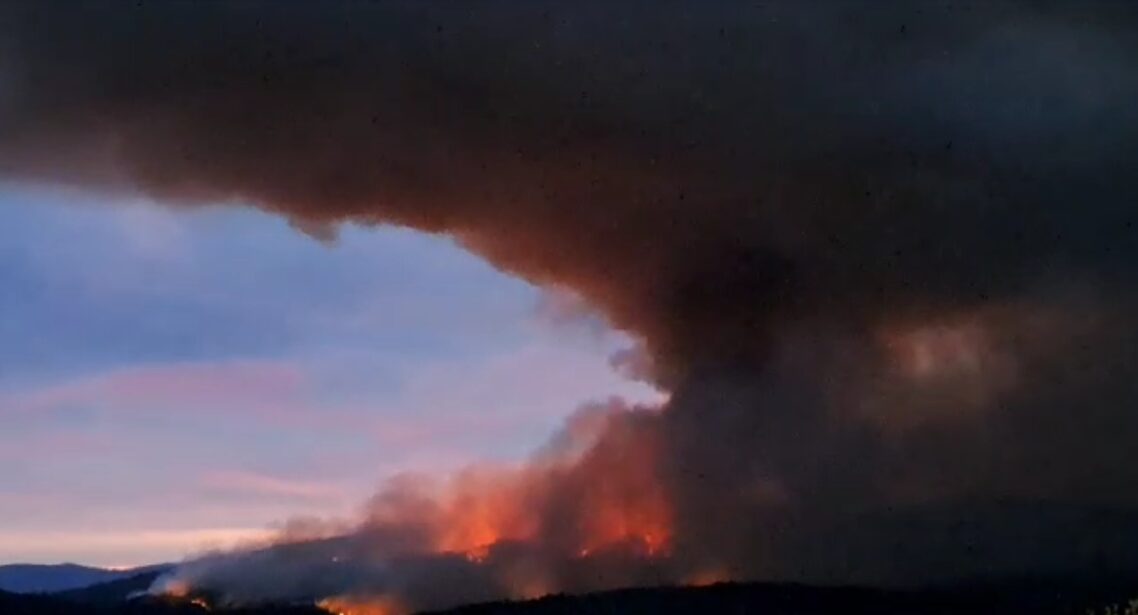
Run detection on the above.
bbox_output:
[4,2,1138,611]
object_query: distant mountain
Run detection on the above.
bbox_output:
[5,586,320,614]
[0,563,170,594]
[56,567,173,606]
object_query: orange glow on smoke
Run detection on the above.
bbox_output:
[516,579,553,600]
[157,408,685,609]
[569,410,673,558]
[867,309,1025,433]
[377,403,673,571]
[434,468,541,557]
[400,406,675,570]
[685,568,729,587]
[578,485,671,556]
[880,319,988,380]
[155,578,191,598]
[302,405,678,607]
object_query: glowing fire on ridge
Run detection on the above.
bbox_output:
[367,403,675,569]
[156,401,680,609]
[318,596,405,615]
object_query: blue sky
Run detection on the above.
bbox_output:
[0,184,659,567]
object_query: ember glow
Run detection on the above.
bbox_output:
[318,596,404,615]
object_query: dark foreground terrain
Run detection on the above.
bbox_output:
[428,580,1138,614]
[3,576,1135,615]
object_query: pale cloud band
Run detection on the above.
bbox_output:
[0,528,274,567]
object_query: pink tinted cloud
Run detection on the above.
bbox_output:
[3,359,306,419]
[0,527,274,567]
[198,470,346,502]
[0,430,114,462]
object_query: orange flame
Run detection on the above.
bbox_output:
[261,404,681,608]
[383,405,675,573]
[570,419,673,557]
[357,404,677,609]
[434,466,542,556]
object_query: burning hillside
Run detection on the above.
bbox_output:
[3,1,1138,613]
[147,402,689,612]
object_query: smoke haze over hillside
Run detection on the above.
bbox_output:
[3,2,1138,612]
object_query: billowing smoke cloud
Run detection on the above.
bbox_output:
[4,1,1138,611]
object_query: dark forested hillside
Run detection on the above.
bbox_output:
[24,578,1137,615]
[0,564,131,594]
[428,581,1138,615]
[55,570,170,607]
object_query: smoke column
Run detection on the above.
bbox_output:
[3,2,1138,611]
